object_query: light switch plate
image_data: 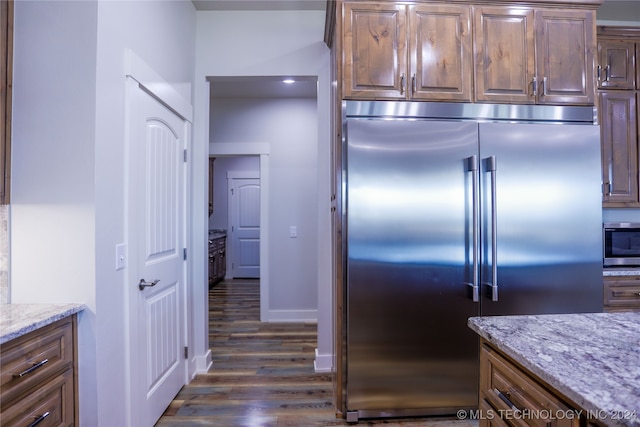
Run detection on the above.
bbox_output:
[116,243,127,270]
[289,226,297,238]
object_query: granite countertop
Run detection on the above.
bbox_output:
[0,303,85,345]
[603,268,640,277]
[468,312,640,427]
[208,229,227,240]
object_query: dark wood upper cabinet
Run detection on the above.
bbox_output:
[473,6,535,104]
[343,2,408,99]
[599,91,638,205]
[474,6,595,105]
[597,27,640,208]
[409,4,473,101]
[340,1,597,106]
[598,39,636,90]
[342,2,472,101]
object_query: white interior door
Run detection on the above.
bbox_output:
[229,176,260,278]
[128,80,186,427]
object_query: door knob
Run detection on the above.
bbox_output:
[138,279,160,291]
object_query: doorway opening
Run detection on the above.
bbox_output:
[208,156,261,281]
[207,75,319,325]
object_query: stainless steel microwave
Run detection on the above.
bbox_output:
[603,222,640,267]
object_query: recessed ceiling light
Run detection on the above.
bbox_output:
[283,79,295,84]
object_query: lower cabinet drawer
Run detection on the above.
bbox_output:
[603,277,640,312]
[480,344,579,427]
[1,368,74,427]
[1,317,73,408]
[479,398,510,427]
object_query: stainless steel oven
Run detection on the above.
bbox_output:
[603,222,640,267]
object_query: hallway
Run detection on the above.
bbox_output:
[156,279,478,426]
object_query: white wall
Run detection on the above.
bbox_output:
[597,1,640,25]
[11,1,196,425]
[195,10,333,370]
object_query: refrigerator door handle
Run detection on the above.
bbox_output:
[467,155,479,303]
[487,155,499,301]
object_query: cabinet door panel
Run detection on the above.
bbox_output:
[600,91,638,204]
[409,4,472,101]
[637,43,640,90]
[474,6,535,103]
[343,3,407,99]
[536,9,595,104]
[604,276,640,311]
[598,39,636,90]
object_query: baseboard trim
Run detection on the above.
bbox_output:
[191,349,212,379]
[314,348,333,373]
[267,309,317,323]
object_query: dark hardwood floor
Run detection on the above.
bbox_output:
[156,279,478,426]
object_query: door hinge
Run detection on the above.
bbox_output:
[183,149,187,162]
[184,346,188,359]
[183,248,187,260]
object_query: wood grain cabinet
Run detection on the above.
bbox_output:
[603,275,640,312]
[208,235,226,288]
[597,27,640,207]
[474,6,595,105]
[0,316,78,427]
[599,91,638,204]
[480,341,582,427]
[343,2,473,101]
[597,39,636,90]
[341,1,596,105]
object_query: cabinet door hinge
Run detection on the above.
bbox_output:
[184,346,188,359]
[183,248,187,260]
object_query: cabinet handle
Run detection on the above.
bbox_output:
[486,156,498,302]
[597,65,602,81]
[605,65,611,82]
[542,77,548,96]
[611,290,640,298]
[400,73,405,95]
[494,388,521,414]
[14,359,49,378]
[412,74,416,95]
[28,412,50,427]
[531,77,538,97]
[466,155,479,303]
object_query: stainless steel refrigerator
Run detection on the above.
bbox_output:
[343,101,603,421]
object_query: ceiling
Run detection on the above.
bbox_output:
[209,76,318,99]
[193,0,326,11]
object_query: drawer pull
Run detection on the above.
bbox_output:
[494,388,521,414]
[611,290,640,298]
[28,411,50,427]
[14,359,49,378]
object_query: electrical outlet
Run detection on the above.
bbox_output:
[289,226,297,238]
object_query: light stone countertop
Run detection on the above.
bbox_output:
[0,303,85,345]
[603,268,640,277]
[208,229,227,240]
[468,312,640,427]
